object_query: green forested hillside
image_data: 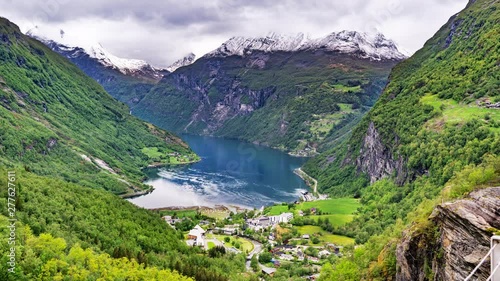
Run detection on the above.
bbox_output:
[306,0,499,195]
[0,168,246,281]
[307,0,500,279]
[0,17,197,195]
[0,17,248,281]
[132,50,400,155]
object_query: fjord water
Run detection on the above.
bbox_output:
[129,135,308,209]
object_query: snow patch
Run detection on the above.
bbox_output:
[86,43,151,73]
[205,31,407,61]
[166,53,196,72]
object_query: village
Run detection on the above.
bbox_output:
[160,195,358,280]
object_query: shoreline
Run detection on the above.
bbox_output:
[121,157,201,199]
[145,157,201,169]
[121,187,154,199]
[293,167,320,195]
[148,204,251,213]
[126,141,318,213]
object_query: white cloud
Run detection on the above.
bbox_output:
[0,0,468,67]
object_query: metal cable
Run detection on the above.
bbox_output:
[486,260,500,281]
[464,243,498,281]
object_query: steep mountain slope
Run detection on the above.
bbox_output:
[166,52,197,72]
[132,31,405,154]
[0,17,197,195]
[305,0,500,195]
[0,17,242,281]
[397,186,500,280]
[309,0,500,279]
[28,34,169,105]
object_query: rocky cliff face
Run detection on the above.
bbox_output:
[396,187,500,281]
[155,58,277,133]
[354,122,407,184]
[132,49,401,153]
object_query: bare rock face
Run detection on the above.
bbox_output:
[396,187,500,281]
[355,122,407,184]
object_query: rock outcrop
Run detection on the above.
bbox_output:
[396,187,500,281]
[354,122,407,184]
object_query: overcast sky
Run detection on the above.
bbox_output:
[0,0,468,67]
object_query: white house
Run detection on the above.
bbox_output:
[279,213,294,223]
[319,250,331,258]
[187,225,206,247]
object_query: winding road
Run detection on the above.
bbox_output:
[245,238,263,270]
[295,168,318,194]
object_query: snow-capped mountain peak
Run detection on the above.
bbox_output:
[302,31,407,61]
[25,28,165,79]
[205,31,407,61]
[166,53,196,72]
[86,43,152,74]
[207,32,308,57]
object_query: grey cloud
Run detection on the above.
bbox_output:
[0,0,469,66]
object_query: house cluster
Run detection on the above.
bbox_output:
[213,224,239,235]
[246,213,294,231]
[162,215,210,229]
[162,215,183,227]
[186,225,206,247]
[270,244,341,263]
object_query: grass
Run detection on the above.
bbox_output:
[296,226,354,246]
[159,208,229,220]
[332,84,362,93]
[309,214,355,227]
[267,199,359,246]
[200,209,231,220]
[297,198,360,214]
[267,205,290,216]
[297,225,322,234]
[309,104,356,141]
[214,235,254,253]
[159,209,198,219]
[267,198,360,227]
[168,155,200,165]
[421,94,500,133]
[141,147,164,159]
[207,241,216,249]
[275,225,291,240]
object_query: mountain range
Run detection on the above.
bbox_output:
[205,31,407,61]
[304,0,500,279]
[1,0,499,279]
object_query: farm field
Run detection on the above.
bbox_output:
[296,226,354,246]
[297,198,360,214]
[213,235,254,253]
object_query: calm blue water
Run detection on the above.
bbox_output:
[129,135,308,209]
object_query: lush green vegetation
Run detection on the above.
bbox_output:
[319,155,500,280]
[0,216,194,281]
[266,204,289,216]
[211,235,254,253]
[264,198,360,246]
[0,168,250,280]
[296,226,355,246]
[298,198,359,214]
[266,198,359,217]
[0,18,252,281]
[132,49,399,153]
[308,0,500,279]
[0,18,195,195]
